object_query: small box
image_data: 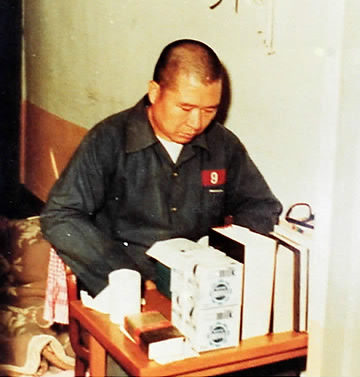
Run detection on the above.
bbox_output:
[171,256,243,310]
[175,305,241,352]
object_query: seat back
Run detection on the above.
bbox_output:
[66,268,90,376]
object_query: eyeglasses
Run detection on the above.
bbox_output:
[285,203,315,229]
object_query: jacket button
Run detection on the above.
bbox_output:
[170,207,178,212]
[172,172,179,177]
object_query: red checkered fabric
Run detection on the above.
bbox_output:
[43,248,69,325]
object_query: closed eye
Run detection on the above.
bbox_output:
[180,105,193,112]
[179,104,218,114]
[203,107,217,114]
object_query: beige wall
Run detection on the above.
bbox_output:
[21,0,360,375]
[22,0,331,209]
[312,0,360,375]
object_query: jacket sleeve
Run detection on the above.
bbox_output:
[225,136,283,234]
[40,125,138,296]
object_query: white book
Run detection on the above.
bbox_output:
[272,243,295,333]
[211,225,277,340]
[270,232,310,333]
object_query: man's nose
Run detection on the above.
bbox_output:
[187,108,202,131]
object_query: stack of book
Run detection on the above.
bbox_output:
[210,222,311,338]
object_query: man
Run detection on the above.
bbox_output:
[40,39,282,298]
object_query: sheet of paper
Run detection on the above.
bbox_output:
[146,238,203,268]
[80,285,110,313]
[153,340,199,365]
[146,238,225,270]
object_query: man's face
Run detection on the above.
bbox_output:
[147,73,222,144]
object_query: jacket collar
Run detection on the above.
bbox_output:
[125,95,210,154]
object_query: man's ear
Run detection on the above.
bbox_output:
[148,80,161,105]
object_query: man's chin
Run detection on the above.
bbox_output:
[175,134,195,144]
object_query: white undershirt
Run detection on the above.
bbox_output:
[157,136,184,163]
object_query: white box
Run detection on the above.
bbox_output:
[178,305,241,352]
[171,257,243,310]
[190,259,243,309]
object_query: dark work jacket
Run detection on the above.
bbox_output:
[40,96,282,296]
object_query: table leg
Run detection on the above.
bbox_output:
[74,356,88,377]
[89,335,106,376]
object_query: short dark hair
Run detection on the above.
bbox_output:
[153,39,223,89]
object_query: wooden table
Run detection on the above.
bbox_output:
[69,286,308,376]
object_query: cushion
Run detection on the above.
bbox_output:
[8,216,51,285]
[0,216,75,376]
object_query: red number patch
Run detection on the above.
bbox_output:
[202,169,226,186]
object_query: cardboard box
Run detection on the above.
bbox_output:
[171,256,243,310]
[173,304,241,352]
